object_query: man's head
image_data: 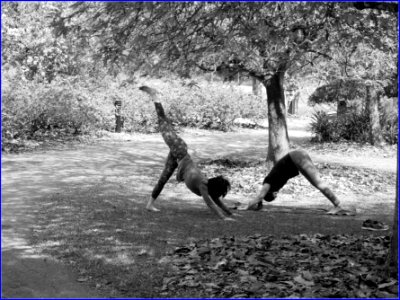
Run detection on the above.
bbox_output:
[264,191,278,202]
[208,175,231,201]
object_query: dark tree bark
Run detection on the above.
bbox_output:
[365,85,383,145]
[263,71,290,166]
[337,100,347,120]
[115,115,124,133]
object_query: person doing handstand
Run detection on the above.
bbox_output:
[240,149,344,215]
[139,86,233,220]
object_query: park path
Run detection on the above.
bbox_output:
[1,124,396,298]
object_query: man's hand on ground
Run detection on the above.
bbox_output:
[237,204,249,211]
[237,202,263,211]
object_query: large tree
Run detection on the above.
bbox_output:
[56,2,397,163]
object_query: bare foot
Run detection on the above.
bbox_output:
[326,206,344,215]
[146,205,160,212]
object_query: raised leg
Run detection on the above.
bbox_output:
[154,102,188,161]
[139,86,188,160]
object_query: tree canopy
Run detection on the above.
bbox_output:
[55,2,397,81]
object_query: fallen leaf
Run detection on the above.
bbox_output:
[138,249,148,256]
[302,271,313,281]
[77,277,89,282]
[293,274,314,286]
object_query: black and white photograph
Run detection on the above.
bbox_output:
[2,1,398,298]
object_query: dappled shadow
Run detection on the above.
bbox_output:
[29,183,394,261]
[2,125,396,297]
[2,128,395,252]
[2,141,168,243]
[22,177,393,297]
[2,249,100,298]
[2,140,172,297]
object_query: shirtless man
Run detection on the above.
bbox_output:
[139,86,233,220]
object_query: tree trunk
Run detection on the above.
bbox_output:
[115,115,124,133]
[365,85,383,145]
[252,77,260,96]
[263,71,290,166]
[288,91,300,115]
[114,100,124,133]
[337,100,347,120]
[387,173,398,277]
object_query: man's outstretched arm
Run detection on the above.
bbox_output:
[199,185,234,220]
[239,183,271,210]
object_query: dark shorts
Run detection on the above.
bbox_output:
[263,153,299,192]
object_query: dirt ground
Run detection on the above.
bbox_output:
[2,119,397,298]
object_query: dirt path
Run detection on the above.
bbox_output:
[2,124,396,298]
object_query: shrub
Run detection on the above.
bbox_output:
[310,110,398,145]
[2,71,113,150]
[380,110,398,144]
[2,71,267,151]
[122,81,266,132]
[310,111,341,142]
[339,112,370,143]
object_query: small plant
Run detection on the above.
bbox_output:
[310,111,340,142]
[380,110,398,144]
[339,112,370,143]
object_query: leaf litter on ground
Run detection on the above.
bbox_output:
[30,154,396,298]
[193,158,395,196]
[158,234,397,298]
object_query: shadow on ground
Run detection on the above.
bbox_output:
[2,126,396,298]
[27,181,394,297]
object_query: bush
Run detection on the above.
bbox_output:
[380,110,398,144]
[2,71,267,151]
[122,81,266,133]
[339,112,370,143]
[2,70,114,150]
[310,110,397,145]
[310,111,341,142]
